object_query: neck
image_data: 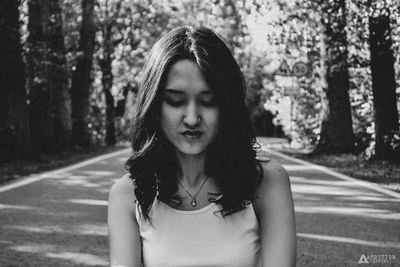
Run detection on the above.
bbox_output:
[175,151,207,188]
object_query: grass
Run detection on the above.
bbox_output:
[273,146,400,193]
[0,144,128,184]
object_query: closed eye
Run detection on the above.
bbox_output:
[163,89,217,107]
[200,93,217,107]
[164,96,185,107]
[200,97,217,107]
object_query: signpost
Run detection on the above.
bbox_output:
[275,60,309,79]
[284,85,298,96]
[292,61,309,77]
[275,60,293,76]
[274,60,309,96]
[272,60,309,146]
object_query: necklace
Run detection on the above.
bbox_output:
[177,175,209,207]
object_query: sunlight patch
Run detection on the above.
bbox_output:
[0,204,41,210]
[295,205,400,220]
[76,224,108,236]
[290,176,364,187]
[282,164,319,171]
[298,233,400,249]
[67,199,108,206]
[3,225,63,234]
[59,180,100,187]
[45,252,108,266]
[4,223,107,236]
[80,170,117,176]
[10,244,55,253]
[292,184,380,196]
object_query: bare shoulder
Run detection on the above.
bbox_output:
[109,173,136,204]
[258,158,290,189]
[108,174,142,266]
[253,159,296,266]
[108,174,137,228]
[254,159,292,213]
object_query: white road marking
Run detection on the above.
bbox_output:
[264,148,400,199]
[0,148,130,193]
[297,233,400,249]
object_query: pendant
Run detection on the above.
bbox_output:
[191,199,197,207]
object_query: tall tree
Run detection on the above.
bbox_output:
[0,0,31,160]
[315,0,355,154]
[368,3,399,160]
[48,0,72,149]
[98,0,121,146]
[27,0,53,152]
[101,20,116,146]
[97,0,180,146]
[71,0,96,147]
[27,0,71,152]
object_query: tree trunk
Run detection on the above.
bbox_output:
[27,0,54,152]
[101,23,116,146]
[369,8,399,160]
[0,0,31,160]
[315,0,355,154]
[48,0,72,149]
[27,0,71,152]
[71,0,96,147]
[105,86,116,146]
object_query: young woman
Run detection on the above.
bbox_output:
[108,26,296,267]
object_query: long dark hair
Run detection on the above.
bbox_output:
[125,26,263,219]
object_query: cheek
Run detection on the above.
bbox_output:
[160,105,179,132]
[206,109,220,134]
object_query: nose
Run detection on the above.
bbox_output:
[183,101,201,127]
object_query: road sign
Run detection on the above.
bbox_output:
[275,60,309,77]
[292,61,309,77]
[276,76,299,96]
[284,85,298,96]
[275,60,292,76]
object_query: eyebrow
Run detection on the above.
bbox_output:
[164,89,214,95]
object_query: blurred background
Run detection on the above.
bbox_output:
[1,0,400,191]
[1,1,400,266]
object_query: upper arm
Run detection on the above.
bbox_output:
[108,174,142,267]
[254,159,297,267]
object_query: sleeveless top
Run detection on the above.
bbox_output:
[135,195,262,267]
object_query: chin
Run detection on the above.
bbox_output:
[175,144,208,156]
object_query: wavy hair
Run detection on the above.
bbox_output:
[125,26,263,219]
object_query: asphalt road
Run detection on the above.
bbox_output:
[1,145,400,266]
[265,148,400,267]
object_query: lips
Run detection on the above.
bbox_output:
[181,130,204,138]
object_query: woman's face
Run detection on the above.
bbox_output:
[160,59,220,157]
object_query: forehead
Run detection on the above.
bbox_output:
[164,59,210,93]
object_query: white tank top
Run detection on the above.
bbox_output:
[135,195,261,267]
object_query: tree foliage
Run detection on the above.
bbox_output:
[1,0,399,162]
[256,0,399,160]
